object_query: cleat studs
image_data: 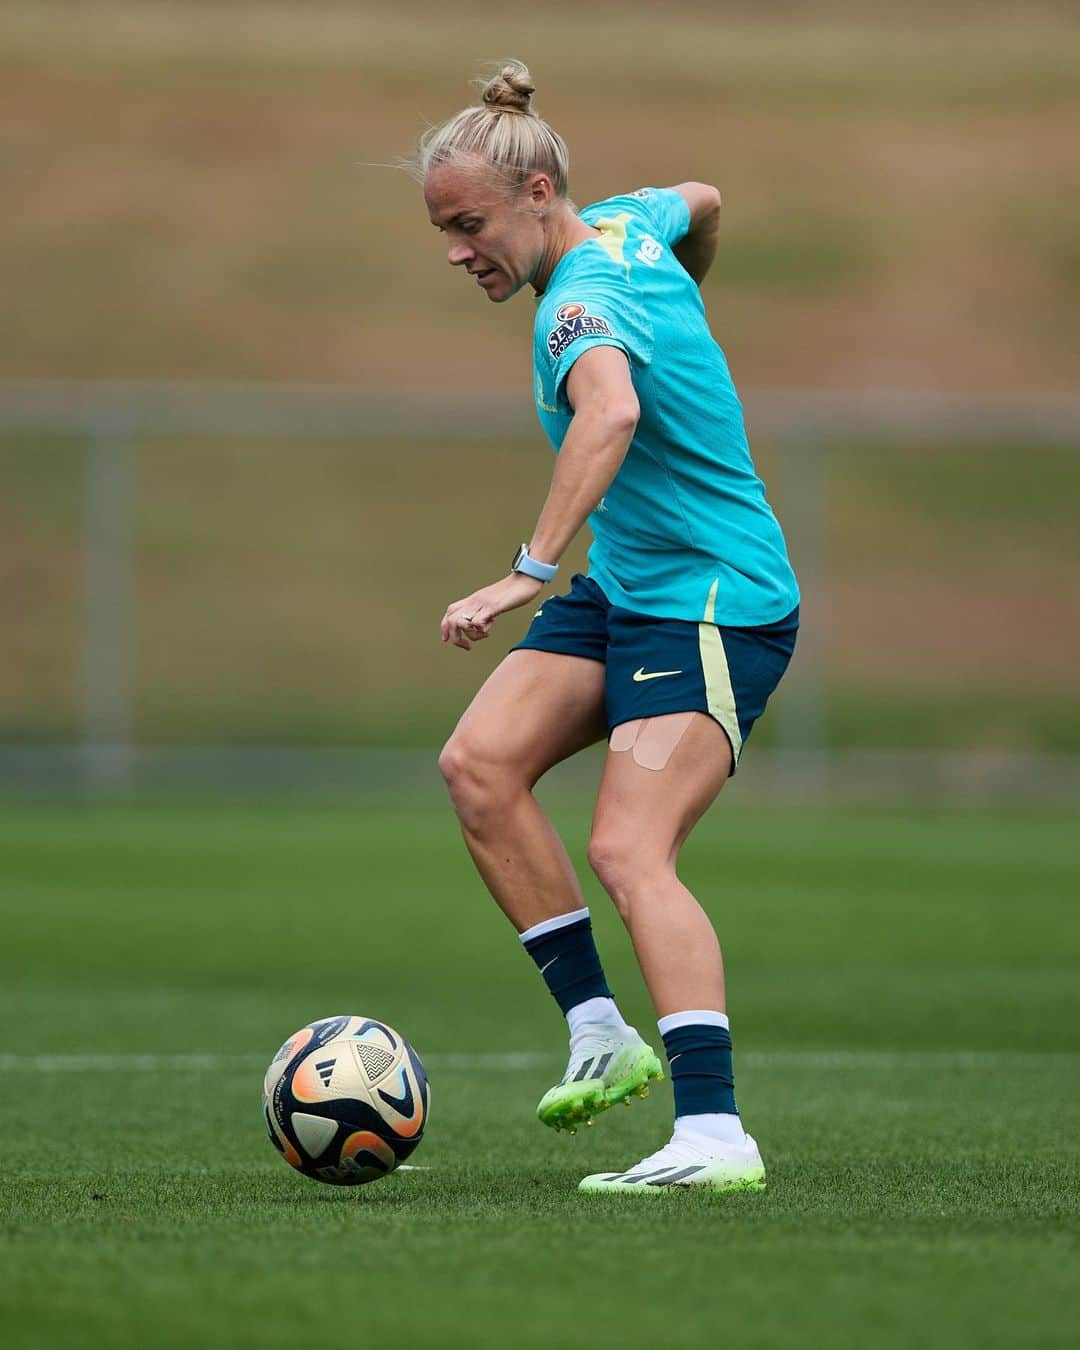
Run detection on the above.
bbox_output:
[622,1096,631,1106]
[586,1118,593,1127]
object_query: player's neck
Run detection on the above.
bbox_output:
[531,212,599,297]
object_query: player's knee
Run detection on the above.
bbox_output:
[437,734,466,791]
[438,734,507,829]
[587,831,662,918]
[438,734,480,801]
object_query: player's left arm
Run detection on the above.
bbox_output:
[668,182,722,285]
[441,346,638,650]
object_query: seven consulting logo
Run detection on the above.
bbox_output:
[547,302,614,360]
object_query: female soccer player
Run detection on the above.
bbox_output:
[420,62,799,1193]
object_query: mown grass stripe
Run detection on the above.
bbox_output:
[1,1050,1075,1073]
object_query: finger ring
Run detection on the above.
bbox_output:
[461,614,474,623]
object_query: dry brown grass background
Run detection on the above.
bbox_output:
[3,2,1079,750]
[3,1,1078,390]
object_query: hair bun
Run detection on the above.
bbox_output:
[481,60,536,114]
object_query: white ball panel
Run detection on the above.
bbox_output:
[290,1111,338,1159]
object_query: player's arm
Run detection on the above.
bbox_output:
[527,345,638,565]
[441,346,638,650]
[668,182,722,285]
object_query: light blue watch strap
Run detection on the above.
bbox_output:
[512,544,559,583]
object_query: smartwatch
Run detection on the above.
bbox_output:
[511,543,559,583]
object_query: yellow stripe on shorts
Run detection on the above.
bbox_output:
[697,623,743,765]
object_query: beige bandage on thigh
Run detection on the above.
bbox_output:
[609,712,696,771]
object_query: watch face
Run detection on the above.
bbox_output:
[511,545,527,572]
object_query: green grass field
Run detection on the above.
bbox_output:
[1,799,1078,1348]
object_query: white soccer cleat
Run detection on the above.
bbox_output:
[536,1024,663,1133]
[579,1130,766,1193]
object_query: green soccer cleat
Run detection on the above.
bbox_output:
[579,1131,767,1194]
[537,1024,664,1133]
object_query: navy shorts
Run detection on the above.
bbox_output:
[513,574,798,773]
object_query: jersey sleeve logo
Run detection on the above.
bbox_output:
[635,235,663,267]
[547,303,614,359]
[630,188,653,199]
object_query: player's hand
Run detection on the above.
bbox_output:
[442,573,544,651]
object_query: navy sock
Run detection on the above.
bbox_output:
[661,1023,738,1117]
[521,914,612,1016]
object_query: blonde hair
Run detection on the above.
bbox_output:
[417,61,569,197]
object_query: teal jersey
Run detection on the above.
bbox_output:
[532,187,799,626]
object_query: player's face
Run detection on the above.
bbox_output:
[424,162,547,303]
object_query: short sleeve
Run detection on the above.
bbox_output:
[627,187,691,245]
[541,290,653,407]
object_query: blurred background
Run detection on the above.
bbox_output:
[3,0,1079,801]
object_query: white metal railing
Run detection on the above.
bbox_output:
[3,381,1078,796]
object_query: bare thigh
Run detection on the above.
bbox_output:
[441,649,608,930]
[590,713,733,873]
[447,648,607,784]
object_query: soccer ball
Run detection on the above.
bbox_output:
[262,1014,430,1186]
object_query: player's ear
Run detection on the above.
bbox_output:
[526,172,555,209]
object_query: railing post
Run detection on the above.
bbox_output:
[81,405,134,794]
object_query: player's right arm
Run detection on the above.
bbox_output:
[527,345,639,567]
[440,346,638,651]
[668,181,722,285]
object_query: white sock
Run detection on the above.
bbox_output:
[567,997,629,1039]
[656,1009,730,1033]
[674,1113,747,1147]
[518,907,590,944]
